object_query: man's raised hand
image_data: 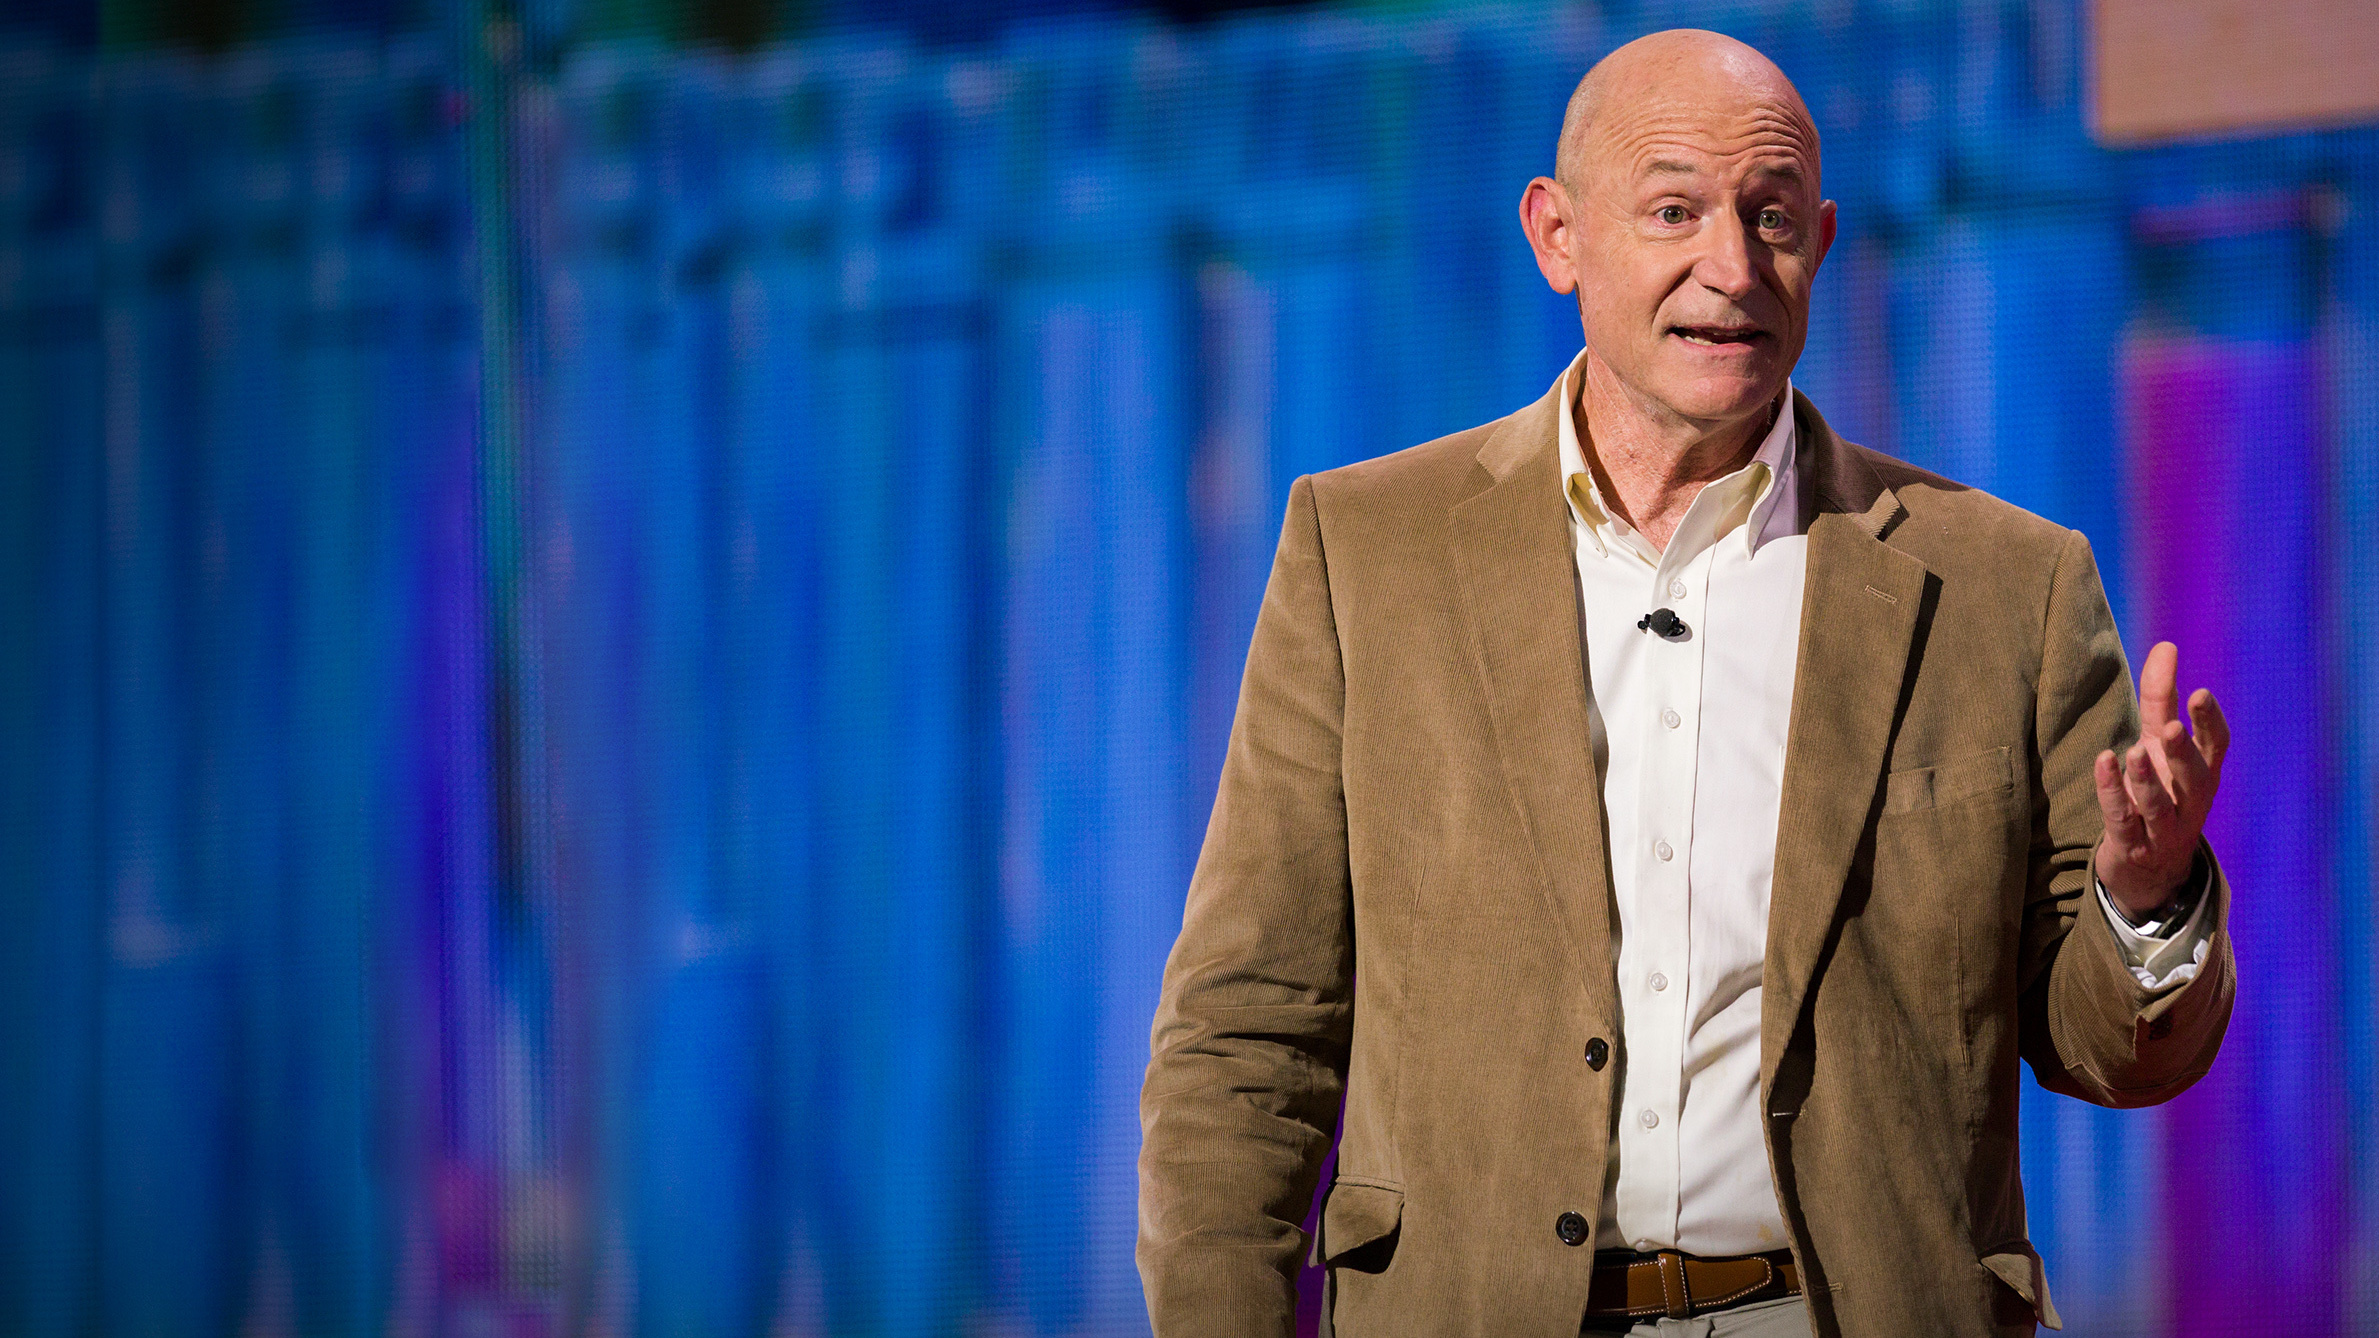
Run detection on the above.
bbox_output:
[2093,640,2230,920]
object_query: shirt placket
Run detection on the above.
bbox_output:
[1614,541,1710,1249]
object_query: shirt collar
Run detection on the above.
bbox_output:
[1555,347,1801,565]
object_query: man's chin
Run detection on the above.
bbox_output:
[1583,348,1788,432]
[1651,377,1786,431]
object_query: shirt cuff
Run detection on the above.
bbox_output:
[2095,861,2212,993]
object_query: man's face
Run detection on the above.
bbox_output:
[1556,80,1833,428]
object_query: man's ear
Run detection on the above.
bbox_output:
[1519,176,1579,296]
[1813,197,1838,270]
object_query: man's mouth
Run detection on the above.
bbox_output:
[1669,325,1768,347]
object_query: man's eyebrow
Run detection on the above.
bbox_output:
[1641,159,1699,178]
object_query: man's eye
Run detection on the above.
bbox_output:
[1657,205,1689,225]
[1758,208,1788,231]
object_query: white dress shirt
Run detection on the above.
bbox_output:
[1548,350,2211,1257]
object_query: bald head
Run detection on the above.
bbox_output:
[1556,30,1819,197]
[1518,27,1834,449]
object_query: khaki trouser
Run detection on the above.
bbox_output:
[1583,1295,1811,1336]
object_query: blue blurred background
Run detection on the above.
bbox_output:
[2,0,2376,1333]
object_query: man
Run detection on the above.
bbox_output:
[1137,28,2233,1338]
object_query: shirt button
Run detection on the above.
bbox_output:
[1649,972,1669,992]
[1661,708,1681,729]
[1654,840,1673,862]
[1668,578,1687,598]
[1639,1109,1660,1129]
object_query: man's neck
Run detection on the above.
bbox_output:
[1575,353,1780,553]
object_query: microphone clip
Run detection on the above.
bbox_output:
[1637,607,1688,640]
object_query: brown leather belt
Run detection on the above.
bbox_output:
[1584,1247,1800,1321]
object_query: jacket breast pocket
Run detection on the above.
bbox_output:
[1870,747,2026,1034]
[1870,746,2030,1062]
[1883,746,2018,816]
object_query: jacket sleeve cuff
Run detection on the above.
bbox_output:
[2094,850,2214,992]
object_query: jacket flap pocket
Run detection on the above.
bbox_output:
[1885,746,2016,815]
[1312,1181,1403,1266]
[1981,1245,2062,1331]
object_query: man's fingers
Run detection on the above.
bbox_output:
[2156,717,2211,811]
[2189,687,2231,772]
[2095,749,2145,850]
[2124,741,2178,846]
[2138,640,2180,731]
[2140,718,2179,792]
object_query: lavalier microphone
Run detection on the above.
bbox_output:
[1637,608,1688,640]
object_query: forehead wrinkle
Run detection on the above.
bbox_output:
[1603,108,1816,155]
[1603,111,1820,190]
[1623,144,1814,179]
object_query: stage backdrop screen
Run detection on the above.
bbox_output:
[2,0,2376,1334]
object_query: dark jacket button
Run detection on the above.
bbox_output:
[1584,1037,1609,1071]
[1556,1211,1590,1246]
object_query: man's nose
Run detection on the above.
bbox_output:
[1692,214,1758,299]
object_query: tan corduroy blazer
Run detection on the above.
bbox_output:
[1136,381,2234,1337]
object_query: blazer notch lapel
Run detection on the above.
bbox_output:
[1761,513,1933,1080]
[1851,486,1906,542]
[1444,401,1613,1007]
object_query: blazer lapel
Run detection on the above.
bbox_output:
[1445,384,1616,1010]
[1761,394,1931,1080]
